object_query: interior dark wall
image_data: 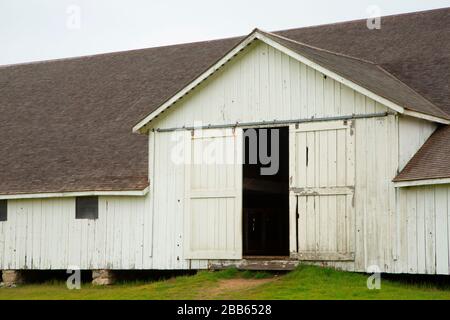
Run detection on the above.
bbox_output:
[243,127,290,256]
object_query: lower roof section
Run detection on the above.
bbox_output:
[394,178,450,188]
[0,175,149,198]
[394,125,450,184]
[0,187,149,200]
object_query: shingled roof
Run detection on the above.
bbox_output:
[259,29,448,119]
[0,8,449,195]
[394,125,450,183]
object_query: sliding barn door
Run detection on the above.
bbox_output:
[290,120,355,261]
[184,128,243,260]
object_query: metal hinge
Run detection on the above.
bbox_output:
[306,146,309,167]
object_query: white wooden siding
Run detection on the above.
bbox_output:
[149,131,196,270]
[146,40,405,273]
[0,39,445,274]
[151,41,389,130]
[397,185,450,275]
[184,128,243,259]
[290,120,355,261]
[398,116,437,170]
[146,114,402,273]
[0,196,151,270]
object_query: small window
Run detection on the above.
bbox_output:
[76,197,98,220]
[0,200,7,222]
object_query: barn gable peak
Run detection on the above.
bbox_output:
[133,29,449,133]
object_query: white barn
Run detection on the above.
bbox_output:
[1,9,450,284]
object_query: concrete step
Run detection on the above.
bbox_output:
[209,259,299,271]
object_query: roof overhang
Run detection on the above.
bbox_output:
[403,110,450,125]
[133,29,450,133]
[0,187,149,200]
[394,178,450,188]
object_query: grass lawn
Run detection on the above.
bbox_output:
[1,265,450,300]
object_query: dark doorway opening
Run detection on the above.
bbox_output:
[243,127,290,257]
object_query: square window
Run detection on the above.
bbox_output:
[76,196,98,220]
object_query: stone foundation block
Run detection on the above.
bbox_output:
[1,270,24,287]
[92,270,115,286]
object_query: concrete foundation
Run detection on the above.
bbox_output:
[92,270,115,286]
[1,270,24,287]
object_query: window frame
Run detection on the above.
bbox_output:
[75,196,99,220]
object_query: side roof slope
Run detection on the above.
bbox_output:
[394,125,450,183]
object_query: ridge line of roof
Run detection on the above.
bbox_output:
[2,7,447,70]
[273,7,449,33]
[260,29,377,65]
[0,36,244,70]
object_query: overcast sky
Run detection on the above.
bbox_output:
[1,0,448,66]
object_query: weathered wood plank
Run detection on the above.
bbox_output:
[209,259,300,271]
[435,186,448,274]
[291,252,355,261]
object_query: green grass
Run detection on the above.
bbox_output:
[1,265,450,300]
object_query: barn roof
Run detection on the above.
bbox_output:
[0,8,449,195]
[259,30,449,120]
[134,27,450,132]
[394,125,450,183]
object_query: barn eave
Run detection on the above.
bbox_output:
[0,187,149,200]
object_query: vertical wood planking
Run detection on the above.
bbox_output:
[397,188,409,273]
[0,195,151,270]
[435,186,448,274]
[397,185,450,275]
[3,39,448,274]
[354,117,367,271]
[424,187,436,274]
[292,121,355,260]
[416,189,426,273]
[288,125,298,253]
[448,187,450,274]
[398,117,437,170]
[0,208,3,269]
[406,189,418,273]
[387,115,399,272]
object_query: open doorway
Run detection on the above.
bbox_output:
[243,127,290,257]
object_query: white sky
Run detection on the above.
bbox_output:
[1,0,449,66]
